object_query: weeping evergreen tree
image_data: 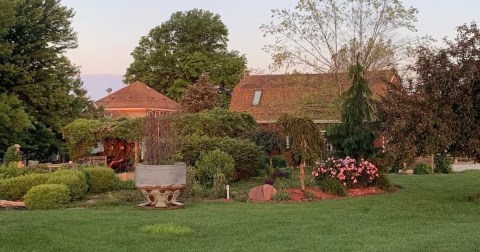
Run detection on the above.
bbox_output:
[278,114,323,191]
[326,60,376,160]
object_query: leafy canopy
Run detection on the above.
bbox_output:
[124,9,247,102]
[179,74,221,113]
[0,0,92,161]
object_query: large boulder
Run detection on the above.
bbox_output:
[248,184,277,202]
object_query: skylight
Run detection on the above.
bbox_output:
[252,90,262,106]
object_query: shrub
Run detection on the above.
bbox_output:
[174,108,257,138]
[195,150,235,186]
[414,163,432,174]
[0,162,25,179]
[183,166,197,197]
[373,174,392,190]
[47,170,88,200]
[319,176,347,196]
[272,189,291,201]
[434,155,453,174]
[263,177,275,185]
[83,166,119,193]
[211,173,227,198]
[24,184,71,210]
[119,180,135,190]
[272,168,291,179]
[313,157,380,188]
[0,173,50,200]
[3,145,22,164]
[232,192,249,202]
[180,135,262,179]
[272,156,287,168]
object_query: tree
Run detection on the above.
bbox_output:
[179,75,220,113]
[0,0,91,161]
[124,9,247,102]
[261,0,419,94]
[278,114,323,190]
[326,60,376,159]
[376,22,480,164]
[243,127,286,174]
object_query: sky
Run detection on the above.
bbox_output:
[61,0,480,100]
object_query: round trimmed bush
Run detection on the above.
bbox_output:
[319,176,347,196]
[47,170,87,200]
[0,173,50,200]
[83,166,119,193]
[414,163,432,174]
[24,184,71,210]
[195,150,235,186]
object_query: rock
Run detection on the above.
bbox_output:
[248,184,277,202]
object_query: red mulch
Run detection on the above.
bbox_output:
[286,186,386,202]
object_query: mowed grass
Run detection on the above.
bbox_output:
[1,172,480,252]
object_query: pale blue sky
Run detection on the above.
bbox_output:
[61,0,480,99]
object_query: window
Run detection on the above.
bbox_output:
[252,90,262,106]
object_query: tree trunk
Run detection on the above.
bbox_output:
[269,153,273,175]
[300,161,306,191]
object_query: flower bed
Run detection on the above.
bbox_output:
[312,157,380,188]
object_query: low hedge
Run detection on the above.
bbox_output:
[179,135,262,180]
[0,173,50,200]
[195,150,235,186]
[24,184,71,210]
[83,166,119,193]
[47,170,88,200]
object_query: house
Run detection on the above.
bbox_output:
[229,71,396,125]
[92,80,179,170]
[95,80,179,118]
[229,71,397,151]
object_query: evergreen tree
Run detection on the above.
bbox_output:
[326,60,376,159]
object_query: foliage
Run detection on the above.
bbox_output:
[326,61,376,160]
[24,184,71,210]
[0,0,93,161]
[46,170,87,200]
[263,177,275,185]
[272,189,291,201]
[179,75,221,113]
[142,114,177,165]
[261,0,419,94]
[179,135,262,179]
[278,113,323,190]
[313,157,380,188]
[124,9,247,102]
[272,168,291,179]
[319,175,347,196]
[119,180,135,190]
[434,155,453,174]
[183,166,197,197]
[413,163,432,175]
[174,108,257,138]
[373,174,392,190]
[2,145,22,164]
[0,162,25,179]
[0,173,50,200]
[0,94,32,160]
[211,173,227,198]
[63,118,143,159]
[242,127,286,172]
[377,22,480,161]
[83,167,119,193]
[195,150,235,187]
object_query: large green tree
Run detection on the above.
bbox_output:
[124,9,247,102]
[326,60,376,160]
[261,0,419,95]
[0,0,90,161]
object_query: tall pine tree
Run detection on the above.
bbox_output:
[326,60,376,159]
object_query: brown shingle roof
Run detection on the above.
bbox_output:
[229,71,395,122]
[95,81,179,110]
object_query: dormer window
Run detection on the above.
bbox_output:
[252,90,262,106]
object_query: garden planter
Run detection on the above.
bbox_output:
[135,162,186,208]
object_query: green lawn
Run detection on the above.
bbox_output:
[1,172,480,252]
